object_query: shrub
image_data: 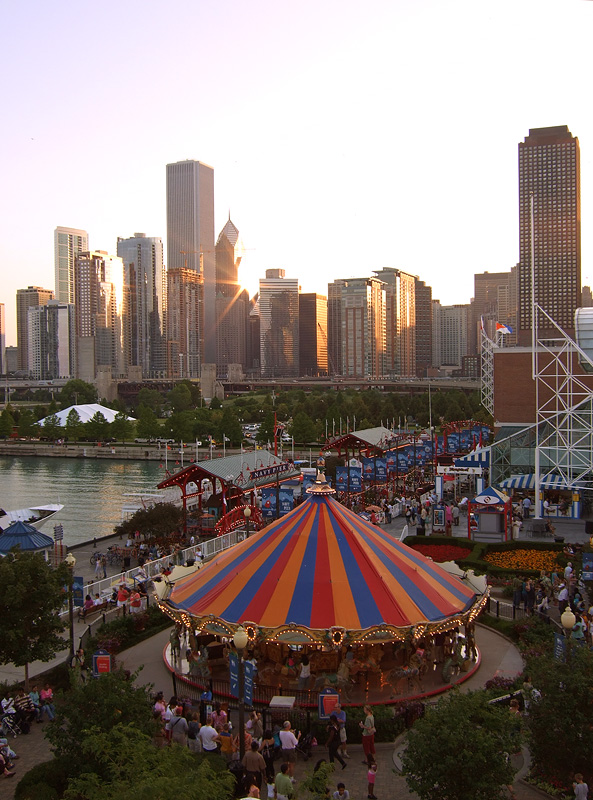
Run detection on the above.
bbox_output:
[14,757,71,800]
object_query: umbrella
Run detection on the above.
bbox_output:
[365,505,382,512]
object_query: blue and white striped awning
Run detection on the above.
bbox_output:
[498,473,573,491]
[454,447,490,468]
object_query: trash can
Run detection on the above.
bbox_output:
[123,556,131,569]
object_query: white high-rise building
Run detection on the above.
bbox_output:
[259,269,299,378]
[54,226,89,304]
[28,300,76,380]
[0,303,5,376]
[432,301,469,370]
[166,160,215,363]
[117,233,167,377]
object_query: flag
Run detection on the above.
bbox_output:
[480,316,485,331]
[496,321,513,334]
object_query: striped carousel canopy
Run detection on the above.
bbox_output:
[166,479,480,643]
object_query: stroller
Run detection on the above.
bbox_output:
[1,713,21,738]
[296,731,316,761]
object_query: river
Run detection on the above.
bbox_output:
[0,456,165,546]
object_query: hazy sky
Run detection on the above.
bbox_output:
[1,0,592,345]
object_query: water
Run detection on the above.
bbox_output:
[0,456,164,546]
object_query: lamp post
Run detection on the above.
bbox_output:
[244,505,252,537]
[65,553,77,660]
[233,626,249,760]
[561,607,576,664]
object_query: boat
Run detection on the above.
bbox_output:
[0,503,64,531]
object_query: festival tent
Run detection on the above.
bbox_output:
[165,478,485,644]
[37,404,135,427]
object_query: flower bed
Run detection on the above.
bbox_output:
[483,548,562,572]
[409,543,472,562]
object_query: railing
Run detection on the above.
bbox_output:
[485,596,560,629]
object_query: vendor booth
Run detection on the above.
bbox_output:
[467,486,513,542]
[497,473,582,519]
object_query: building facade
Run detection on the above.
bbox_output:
[16,286,54,372]
[414,278,432,377]
[166,160,215,363]
[166,267,203,379]
[518,126,581,344]
[259,270,299,378]
[298,293,328,376]
[54,226,89,304]
[330,277,385,378]
[215,217,248,376]
[432,301,469,372]
[74,251,126,379]
[117,233,166,377]
[28,300,76,380]
[0,303,4,376]
[373,268,416,377]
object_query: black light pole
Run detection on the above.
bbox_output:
[65,553,77,660]
[561,608,576,665]
[244,505,252,537]
[233,626,248,760]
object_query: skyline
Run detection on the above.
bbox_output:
[2,0,593,345]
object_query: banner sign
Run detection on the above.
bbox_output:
[553,632,566,661]
[244,661,254,706]
[92,649,112,677]
[362,457,375,482]
[261,488,277,519]
[375,458,387,481]
[335,466,348,490]
[72,576,85,607]
[317,688,341,721]
[582,553,593,581]
[229,651,239,697]
[250,463,292,480]
[279,488,293,515]
[349,466,362,492]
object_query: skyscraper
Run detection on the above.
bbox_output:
[28,300,76,380]
[373,268,416,377]
[518,126,581,344]
[328,277,385,378]
[166,160,215,363]
[0,303,5,376]
[414,278,433,377]
[215,217,248,375]
[74,251,126,379]
[298,293,328,377]
[16,286,54,372]
[54,226,89,304]
[259,270,299,378]
[432,301,469,371]
[166,268,203,379]
[117,233,167,377]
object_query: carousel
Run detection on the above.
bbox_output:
[157,475,489,705]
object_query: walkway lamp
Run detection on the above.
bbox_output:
[65,553,77,659]
[233,625,249,760]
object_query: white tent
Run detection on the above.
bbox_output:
[37,403,135,427]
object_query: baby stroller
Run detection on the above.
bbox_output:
[1,713,21,738]
[296,731,316,761]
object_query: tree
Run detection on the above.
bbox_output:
[65,408,83,442]
[60,379,98,408]
[136,387,164,415]
[290,411,318,444]
[526,648,593,782]
[42,412,62,441]
[17,408,37,438]
[168,383,192,412]
[256,411,275,445]
[111,411,134,443]
[86,411,109,441]
[166,410,197,442]
[0,550,68,688]
[62,723,234,799]
[0,406,15,438]
[135,404,161,440]
[218,406,243,446]
[114,503,183,540]
[401,691,517,800]
[45,670,156,777]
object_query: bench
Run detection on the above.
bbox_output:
[77,601,110,622]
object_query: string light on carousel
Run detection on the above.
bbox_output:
[157,471,489,705]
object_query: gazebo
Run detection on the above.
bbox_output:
[0,520,55,560]
[160,476,487,703]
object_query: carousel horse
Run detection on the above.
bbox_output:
[188,646,211,679]
[441,640,465,684]
[386,664,423,697]
[313,661,353,700]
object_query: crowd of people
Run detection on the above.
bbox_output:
[0,683,57,779]
[150,691,382,799]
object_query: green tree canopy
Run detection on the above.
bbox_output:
[111,410,134,442]
[135,404,161,440]
[290,411,318,444]
[401,691,518,800]
[218,406,243,446]
[17,408,36,438]
[0,406,15,438]
[114,502,183,540]
[256,410,275,445]
[60,379,98,408]
[526,647,593,782]
[65,408,83,442]
[168,383,192,412]
[42,412,62,441]
[86,411,109,441]
[45,670,156,777]
[63,723,234,800]
[136,387,164,414]
[0,551,68,687]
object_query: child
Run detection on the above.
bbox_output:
[367,759,378,800]
[333,782,349,800]
[573,773,588,800]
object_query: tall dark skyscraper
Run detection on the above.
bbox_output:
[518,126,581,344]
[215,217,248,375]
[166,160,215,363]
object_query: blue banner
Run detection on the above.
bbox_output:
[229,651,239,696]
[73,576,85,607]
[279,488,293,515]
[349,466,362,492]
[335,466,348,490]
[375,458,387,481]
[553,632,566,661]
[261,488,277,519]
[244,661,254,706]
[386,450,397,473]
[362,457,375,482]
[583,554,593,581]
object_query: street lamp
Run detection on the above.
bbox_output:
[65,553,77,659]
[233,626,249,760]
[561,607,576,662]
[244,505,252,537]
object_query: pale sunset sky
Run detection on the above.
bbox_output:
[1,0,592,344]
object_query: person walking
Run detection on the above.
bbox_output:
[325,714,347,769]
[279,721,300,779]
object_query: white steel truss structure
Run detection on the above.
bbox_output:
[480,324,495,417]
[532,304,593,490]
